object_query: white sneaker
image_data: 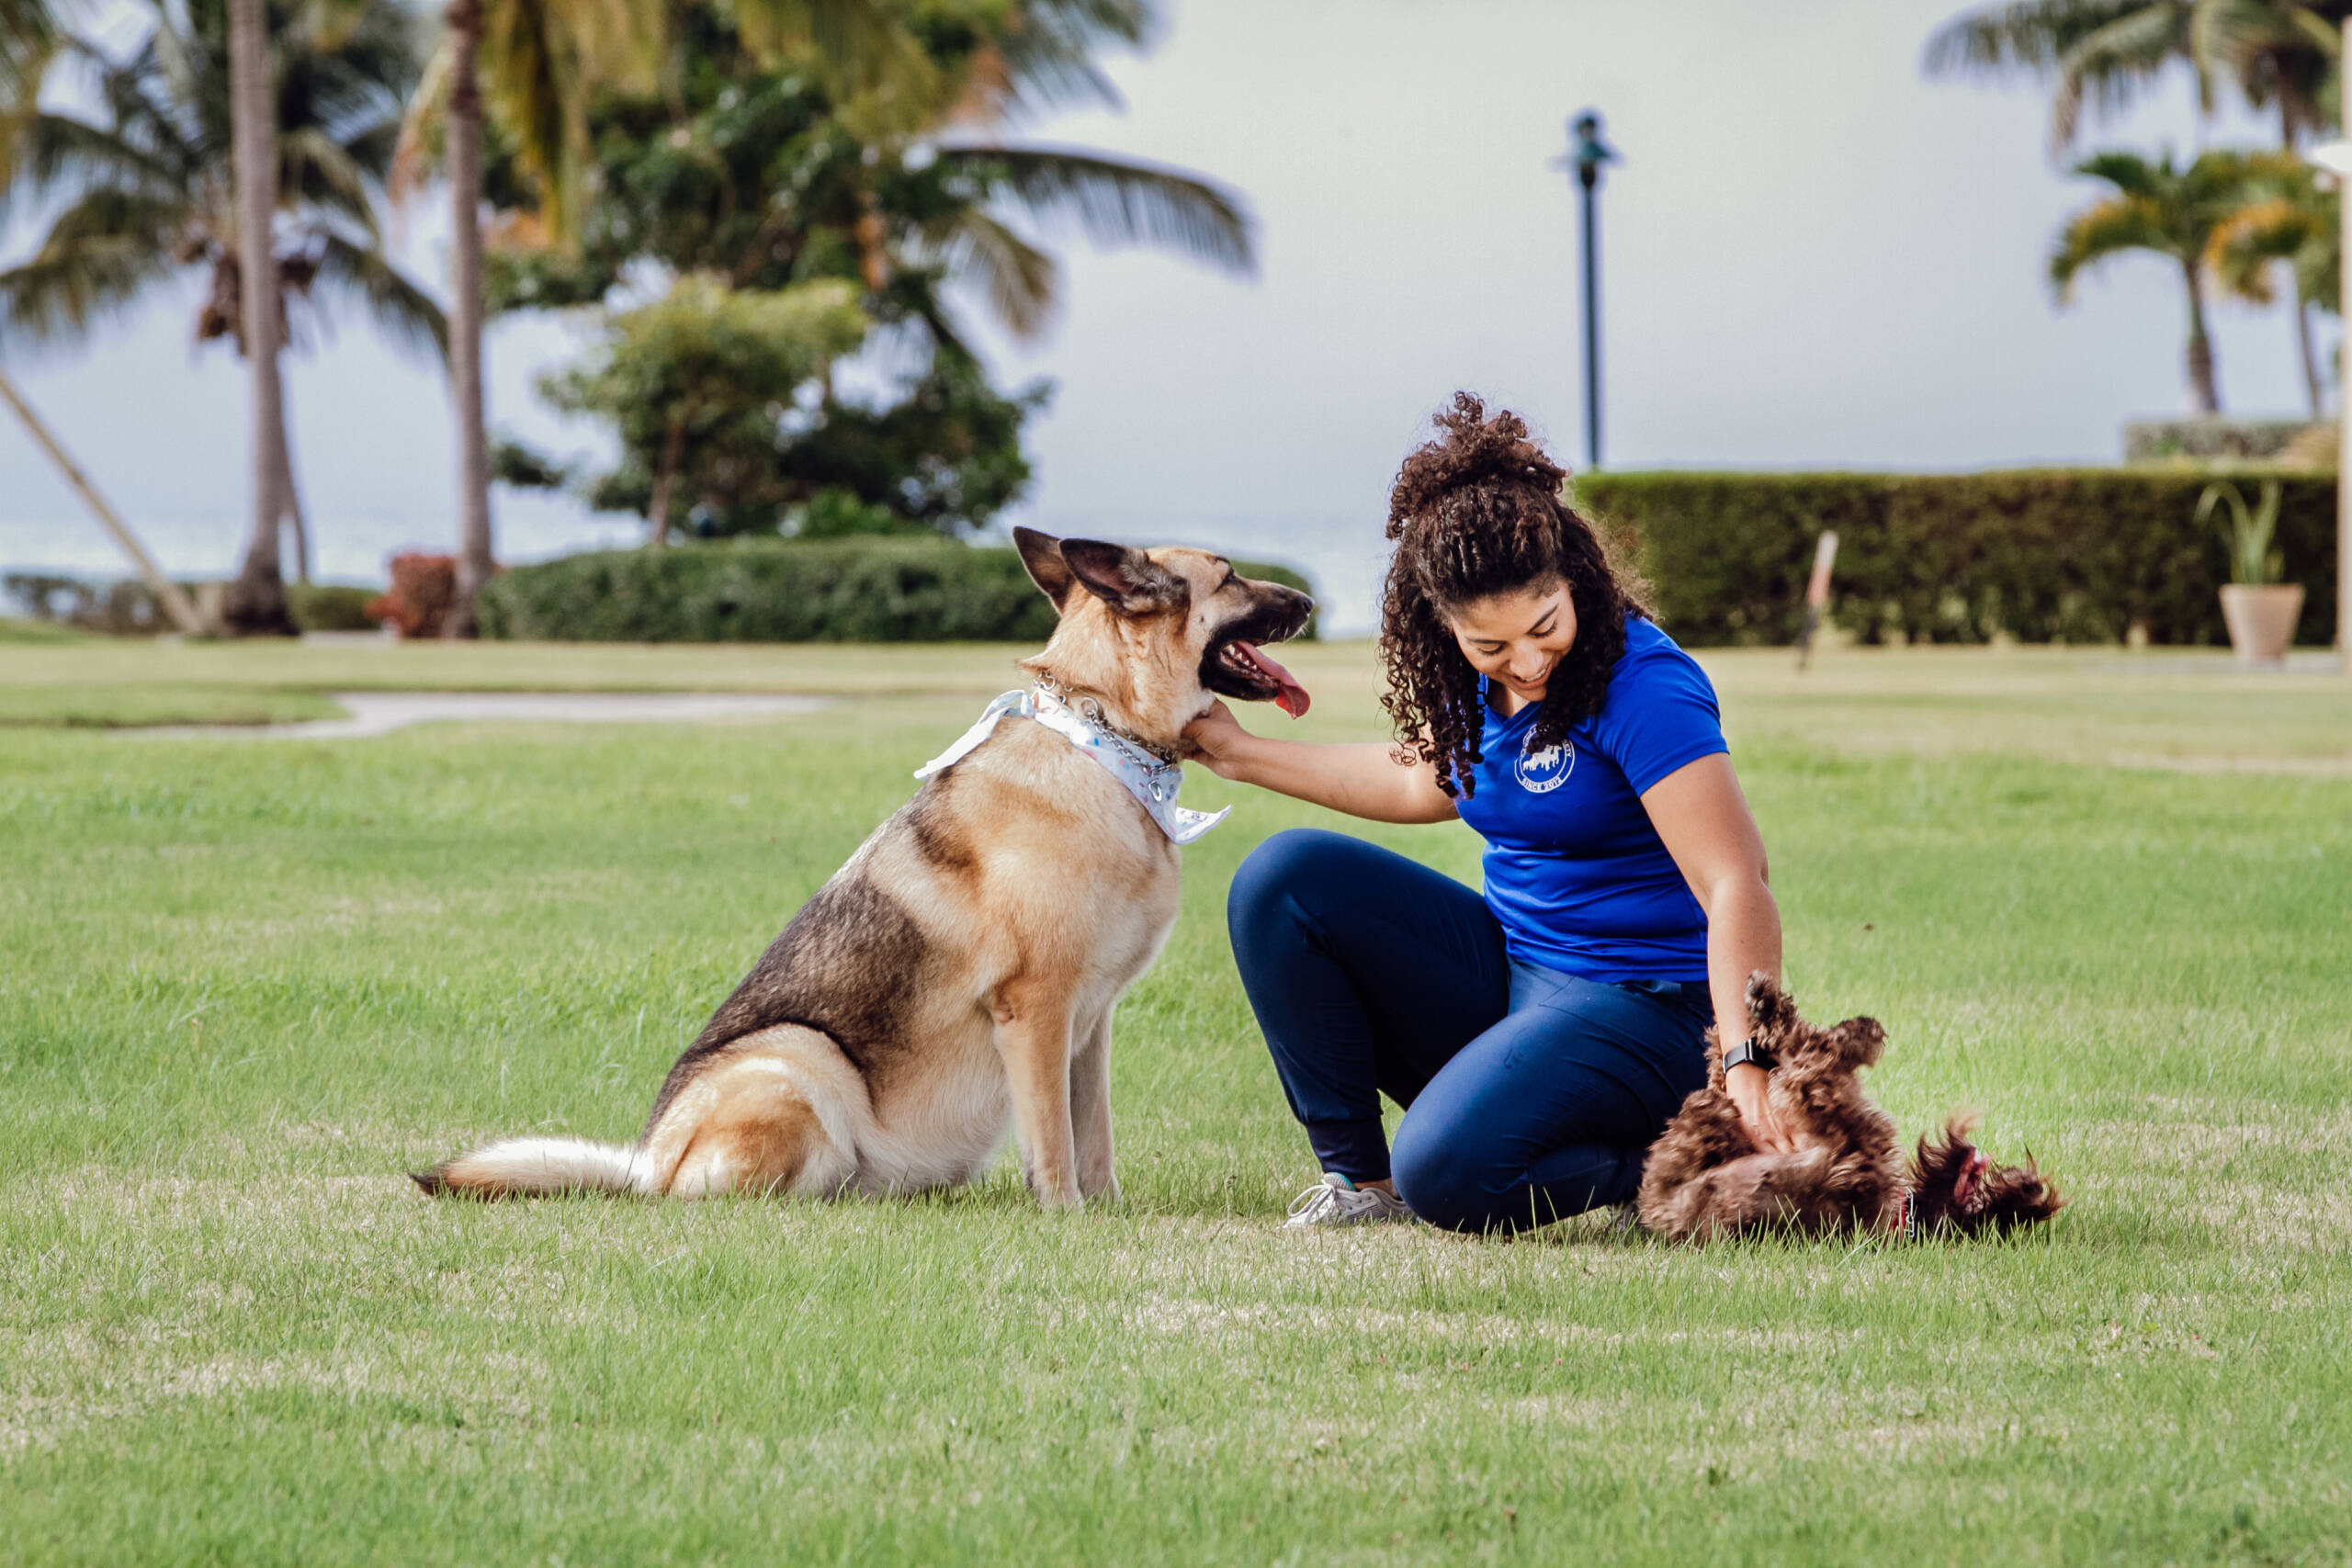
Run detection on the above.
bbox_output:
[1283,1172,1413,1229]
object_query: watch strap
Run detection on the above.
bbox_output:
[1722,1040,1770,1074]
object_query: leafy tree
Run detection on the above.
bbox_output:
[492,1,1250,541]
[2050,147,2298,411]
[0,0,441,610]
[539,275,867,544]
[403,0,933,632]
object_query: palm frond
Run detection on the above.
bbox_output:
[2182,145,2301,206]
[0,0,61,184]
[0,0,56,102]
[2050,4,2192,149]
[2188,0,2332,121]
[730,0,934,104]
[473,0,661,243]
[2287,3,2343,56]
[2070,147,2176,196]
[937,144,1254,276]
[2206,195,2309,300]
[480,0,586,238]
[390,34,451,206]
[278,123,381,232]
[914,207,1060,342]
[310,231,448,363]
[0,190,186,344]
[0,109,189,222]
[2050,192,2180,295]
[1923,0,2168,75]
[989,0,1158,120]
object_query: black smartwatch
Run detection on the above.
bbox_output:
[1722,1040,1771,1075]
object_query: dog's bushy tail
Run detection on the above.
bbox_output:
[412,1136,651,1200]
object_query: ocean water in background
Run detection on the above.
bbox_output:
[4,504,1394,638]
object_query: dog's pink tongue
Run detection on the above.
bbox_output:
[1241,642,1311,718]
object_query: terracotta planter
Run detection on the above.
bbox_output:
[2218,583,2305,668]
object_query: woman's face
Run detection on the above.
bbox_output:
[1445,578,1577,704]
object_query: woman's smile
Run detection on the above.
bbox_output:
[1446,579,1578,705]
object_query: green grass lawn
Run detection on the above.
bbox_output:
[2,637,2348,1566]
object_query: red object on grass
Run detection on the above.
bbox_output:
[365,553,462,638]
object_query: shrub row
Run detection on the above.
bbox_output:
[1574,468,2340,648]
[2,574,383,635]
[286,583,380,632]
[477,538,1318,643]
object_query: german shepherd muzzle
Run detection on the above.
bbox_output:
[414,531,1312,1207]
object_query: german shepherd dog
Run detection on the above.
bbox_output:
[1636,975,2064,1243]
[413,530,1312,1207]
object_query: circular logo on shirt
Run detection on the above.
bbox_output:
[1514,732,1576,794]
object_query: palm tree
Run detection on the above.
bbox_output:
[1928,1,2352,147]
[1,0,443,619]
[2050,148,2296,411]
[1931,3,2352,398]
[1926,0,2195,152]
[2208,163,2340,409]
[222,0,282,629]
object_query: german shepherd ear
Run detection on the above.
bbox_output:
[1058,538,1188,615]
[1013,527,1077,610]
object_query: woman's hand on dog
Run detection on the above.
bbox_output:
[1726,1061,1796,1153]
[1183,699,1251,778]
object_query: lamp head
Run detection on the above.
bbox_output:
[1566,109,1616,188]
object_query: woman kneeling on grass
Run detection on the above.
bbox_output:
[1185,393,1792,1233]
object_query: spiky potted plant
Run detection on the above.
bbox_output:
[2197,479,2303,668]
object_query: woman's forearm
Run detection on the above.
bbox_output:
[1702,875,1783,1046]
[1217,734,1457,824]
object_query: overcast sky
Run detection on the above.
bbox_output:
[0,0,2319,631]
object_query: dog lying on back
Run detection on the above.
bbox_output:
[1636,975,2064,1243]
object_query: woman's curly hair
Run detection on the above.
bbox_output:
[1379,392,1650,798]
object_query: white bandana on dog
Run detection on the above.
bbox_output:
[914,687,1229,845]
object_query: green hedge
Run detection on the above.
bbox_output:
[1574,468,2340,648]
[286,583,381,633]
[477,538,1317,643]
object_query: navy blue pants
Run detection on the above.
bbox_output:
[1228,829,1715,1234]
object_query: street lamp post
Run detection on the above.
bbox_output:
[1562,110,1617,472]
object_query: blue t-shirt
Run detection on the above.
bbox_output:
[1453,617,1726,983]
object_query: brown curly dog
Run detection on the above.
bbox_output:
[1636,975,2065,1243]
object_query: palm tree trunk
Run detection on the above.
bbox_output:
[2278,96,2323,419]
[220,0,291,635]
[277,371,312,583]
[442,0,494,638]
[2183,259,2220,414]
[2295,299,2323,417]
[0,365,207,635]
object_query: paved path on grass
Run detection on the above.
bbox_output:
[135,691,834,739]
